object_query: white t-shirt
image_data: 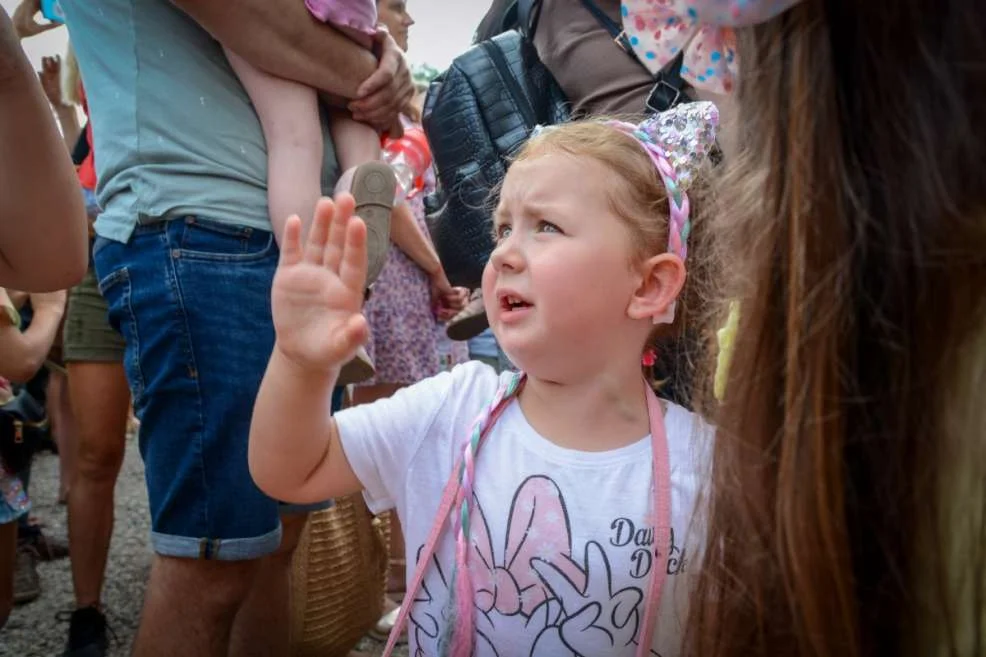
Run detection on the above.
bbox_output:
[337,362,711,657]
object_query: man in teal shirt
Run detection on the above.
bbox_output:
[60,1,411,655]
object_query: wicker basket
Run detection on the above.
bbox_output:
[290,494,391,657]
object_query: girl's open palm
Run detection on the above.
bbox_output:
[272,196,369,374]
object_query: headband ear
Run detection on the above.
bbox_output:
[639,102,720,192]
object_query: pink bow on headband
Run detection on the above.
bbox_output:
[621,0,803,94]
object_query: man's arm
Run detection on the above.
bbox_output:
[171,0,412,129]
[0,9,87,292]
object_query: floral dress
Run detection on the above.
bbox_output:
[359,121,469,386]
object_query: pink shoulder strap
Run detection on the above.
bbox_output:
[382,377,673,657]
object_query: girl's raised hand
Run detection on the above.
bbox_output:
[271,195,369,376]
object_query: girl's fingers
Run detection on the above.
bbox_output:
[304,199,333,265]
[338,214,368,295]
[278,215,303,267]
[324,195,350,271]
[333,193,357,231]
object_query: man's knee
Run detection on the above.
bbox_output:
[76,435,125,483]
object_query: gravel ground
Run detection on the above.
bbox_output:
[0,437,403,657]
[1,437,150,657]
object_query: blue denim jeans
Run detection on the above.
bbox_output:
[94,217,327,560]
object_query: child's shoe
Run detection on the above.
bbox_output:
[349,162,397,286]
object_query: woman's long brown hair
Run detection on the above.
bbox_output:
[687,1,986,656]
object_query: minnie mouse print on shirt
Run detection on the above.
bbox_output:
[336,362,710,657]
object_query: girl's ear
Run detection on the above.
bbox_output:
[627,253,687,325]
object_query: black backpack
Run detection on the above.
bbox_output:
[422,0,567,288]
[423,0,686,289]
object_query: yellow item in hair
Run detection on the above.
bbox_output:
[714,301,740,401]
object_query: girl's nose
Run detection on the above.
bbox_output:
[489,236,525,273]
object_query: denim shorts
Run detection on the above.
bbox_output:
[94,218,329,560]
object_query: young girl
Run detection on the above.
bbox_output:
[249,102,719,656]
[223,0,396,284]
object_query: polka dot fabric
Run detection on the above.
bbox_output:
[621,0,802,93]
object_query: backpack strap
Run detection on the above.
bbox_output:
[517,0,545,39]
[578,0,631,50]
[578,0,686,112]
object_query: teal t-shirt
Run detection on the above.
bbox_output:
[60,0,339,242]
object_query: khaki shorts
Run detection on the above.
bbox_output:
[63,265,125,363]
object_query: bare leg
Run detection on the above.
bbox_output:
[228,512,308,656]
[0,521,16,630]
[66,361,129,608]
[330,111,381,175]
[224,48,322,241]
[48,370,78,502]
[132,557,258,657]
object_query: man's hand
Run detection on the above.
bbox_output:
[12,0,61,40]
[348,31,413,134]
[38,55,66,107]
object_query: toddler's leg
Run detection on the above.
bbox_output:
[224,48,322,241]
[329,111,395,286]
[330,112,380,173]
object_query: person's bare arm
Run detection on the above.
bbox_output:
[390,202,468,319]
[38,55,81,150]
[390,201,442,277]
[0,291,65,382]
[249,199,367,504]
[0,10,87,292]
[171,0,413,131]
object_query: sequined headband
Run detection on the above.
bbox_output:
[605,102,719,262]
[529,103,718,261]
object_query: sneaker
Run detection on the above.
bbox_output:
[445,290,489,341]
[13,546,40,605]
[368,598,407,644]
[337,346,375,386]
[20,528,70,561]
[350,162,397,286]
[62,606,109,657]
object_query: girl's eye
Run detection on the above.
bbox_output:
[537,221,562,235]
[495,224,512,242]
